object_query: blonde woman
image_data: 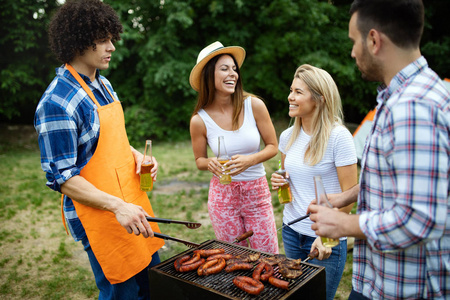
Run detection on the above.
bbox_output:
[271,64,357,300]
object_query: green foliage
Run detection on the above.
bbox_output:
[422,38,450,76]
[104,0,358,143]
[422,0,450,79]
[103,0,382,144]
[0,0,59,121]
[1,0,449,143]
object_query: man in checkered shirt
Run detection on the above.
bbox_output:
[309,1,450,299]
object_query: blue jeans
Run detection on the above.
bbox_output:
[282,224,347,300]
[82,236,161,300]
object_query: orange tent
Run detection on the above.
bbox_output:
[444,78,450,92]
[353,108,376,162]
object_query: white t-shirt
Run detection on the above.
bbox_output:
[198,97,266,181]
[279,125,357,237]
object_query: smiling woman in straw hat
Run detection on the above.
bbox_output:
[189,41,279,254]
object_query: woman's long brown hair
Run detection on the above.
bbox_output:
[191,54,244,131]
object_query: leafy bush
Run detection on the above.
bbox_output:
[2,0,449,143]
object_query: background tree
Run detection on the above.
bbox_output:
[1,0,448,144]
[107,0,375,143]
[0,0,59,120]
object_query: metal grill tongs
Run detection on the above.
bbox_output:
[260,213,311,246]
[147,216,202,248]
[276,213,311,232]
[146,217,202,229]
[151,230,254,249]
[152,232,201,248]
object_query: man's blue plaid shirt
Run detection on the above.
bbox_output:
[34,65,117,241]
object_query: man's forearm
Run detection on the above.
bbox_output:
[61,175,123,213]
[341,213,366,239]
[338,184,360,208]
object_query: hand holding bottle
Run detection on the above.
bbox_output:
[217,136,231,185]
[274,160,292,204]
[140,140,154,191]
[270,172,286,189]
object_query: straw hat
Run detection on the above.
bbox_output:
[189,41,246,91]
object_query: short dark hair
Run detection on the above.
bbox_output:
[48,0,123,63]
[349,0,424,49]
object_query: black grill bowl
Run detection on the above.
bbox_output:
[149,240,326,299]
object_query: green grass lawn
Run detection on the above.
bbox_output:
[0,124,353,299]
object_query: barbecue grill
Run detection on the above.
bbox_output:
[149,239,326,299]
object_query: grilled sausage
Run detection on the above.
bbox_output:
[202,258,226,275]
[181,253,201,265]
[197,259,221,276]
[260,263,274,281]
[174,255,191,271]
[268,276,289,290]
[225,262,254,273]
[233,276,264,295]
[193,248,225,257]
[197,259,216,276]
[233,230,254,243]
[252,262,274,281]
[177,258,205,272]
[206,253,234,261]
[252,262,265,281]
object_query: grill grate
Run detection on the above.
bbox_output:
[150,240,326,300]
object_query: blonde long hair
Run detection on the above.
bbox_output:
[285,64,344,165]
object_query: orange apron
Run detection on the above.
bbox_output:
[65,64,164,284]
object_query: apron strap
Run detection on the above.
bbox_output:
[66,63,101,107]
[61,63,117,236]
[61,194,69,235]
[65,63,118,106]
[101,81,117,103]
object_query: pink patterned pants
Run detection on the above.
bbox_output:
[208,176,279,254]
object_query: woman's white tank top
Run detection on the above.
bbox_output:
[197,97,266,181]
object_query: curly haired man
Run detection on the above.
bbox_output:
[34,1,164,299]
